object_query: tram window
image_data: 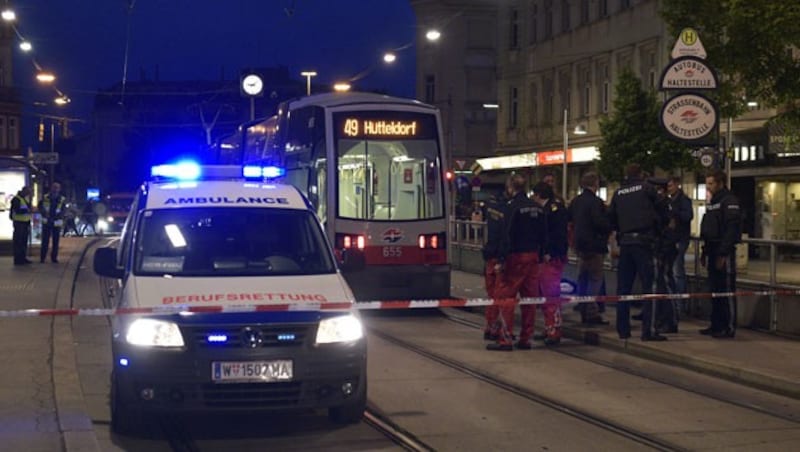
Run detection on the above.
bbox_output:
[336,139,444,220]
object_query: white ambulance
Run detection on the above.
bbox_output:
[93,162,367,435]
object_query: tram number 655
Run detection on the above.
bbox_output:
[382,246,402,258]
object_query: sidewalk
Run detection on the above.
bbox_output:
[451,270,800,400]
[0,237,99,452]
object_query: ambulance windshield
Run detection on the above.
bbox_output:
[134,207,336,276]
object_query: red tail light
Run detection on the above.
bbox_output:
[337,233,366,250]
[418,233,445,249]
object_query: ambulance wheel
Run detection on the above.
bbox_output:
[328,382,367,424]
[110,371,148,437]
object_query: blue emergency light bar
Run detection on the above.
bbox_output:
[151,161,202,180]
[207,334,229,343]
[243,165,286,179]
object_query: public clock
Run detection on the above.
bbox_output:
[241,74,264,96]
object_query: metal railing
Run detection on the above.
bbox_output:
[450,218,800,332]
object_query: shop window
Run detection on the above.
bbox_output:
[695,183,707,201]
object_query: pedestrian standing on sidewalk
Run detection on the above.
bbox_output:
[487,174,546,351]
[609,163,666,341]
[667,176,694,301]
[700,170,742,339]
[652,179,680,334]
[481,180,511,340]
[10,186,33,266]
[39,182,66,263]
[532,181,567,345]
[567,172,610,325]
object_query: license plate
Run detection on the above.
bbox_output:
[212,360,293,383]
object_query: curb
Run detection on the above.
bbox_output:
[52,239,101,452]
[562,325,800,400]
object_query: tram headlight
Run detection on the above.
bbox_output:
[315,314,363,344]
[126,318,185,347]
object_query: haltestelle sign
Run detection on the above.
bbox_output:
[661,93,718,143]
[659,56,718,91]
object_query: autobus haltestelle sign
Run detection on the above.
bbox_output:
[660,93,718,144]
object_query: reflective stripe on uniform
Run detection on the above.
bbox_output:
[12,196,31,222]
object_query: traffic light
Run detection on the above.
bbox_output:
[38,121,45,142]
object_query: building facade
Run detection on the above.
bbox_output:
[411,0,498,180]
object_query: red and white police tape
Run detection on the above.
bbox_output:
[2,288,800,318]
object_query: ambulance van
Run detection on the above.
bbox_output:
[93,162,367,435]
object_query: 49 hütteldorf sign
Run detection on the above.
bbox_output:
[660,93,718,144]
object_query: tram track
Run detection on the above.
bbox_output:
[369,326,683,452]
[440,308,800,425]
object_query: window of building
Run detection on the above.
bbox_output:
[0,116,6,149]
[580,0,589,25]
[544,0,553,39]
[509,8,520,49]
[598,64,609,113]
[0,63,5,87]
[529,3,538,44]
[8,117,18,150]
[648,51,657,89]
[561,0,571,33]
[544,77,554,124]
[509,86,519,129]
[425,75,436,104]
[582,69,591,117]
[620,0,631,10]
[529,82,539,126]
[599,0,608,18]
[560,72,571,121]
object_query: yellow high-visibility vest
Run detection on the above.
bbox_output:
[41,195,66,227]
[11,195,31,222]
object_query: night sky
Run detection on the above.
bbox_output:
[12,0,418,144]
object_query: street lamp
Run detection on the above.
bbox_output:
[561,108,587,199]
[19,41,32,52]
[36,72,56,83]
[1,9,16,21]
[425,29,441,42]
[300,71,317,96]
[333,82,351,92]
[54,96,70,106]
[383,52,397,64]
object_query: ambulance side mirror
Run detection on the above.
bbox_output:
[339,249,365,272]
[94,246,124,279]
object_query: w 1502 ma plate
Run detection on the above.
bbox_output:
[212,360,293,383]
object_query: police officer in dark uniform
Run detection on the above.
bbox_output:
[608,163,666,341]
[487,174,547,351]
[10,186,33,266]
[481,182,511,340]
[40,182,66,263]
[700,170,742,338]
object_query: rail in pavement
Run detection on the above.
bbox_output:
[450,270,800,400]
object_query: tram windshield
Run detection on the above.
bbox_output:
[334,111,444,221]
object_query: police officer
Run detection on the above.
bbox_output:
[10,186,33,266]
[487,174,546,351]
[667,176,694,301]
[608,163,666,341]
[568,172,611,325]
[532,181,567,345]
[40,182,66,263]
[700,170,741,339]
[481,182,511,340]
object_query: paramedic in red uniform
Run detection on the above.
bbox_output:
[487,175,546,351]
[481,182,511,340]
[532,181,567,345]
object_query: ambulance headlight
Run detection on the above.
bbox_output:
[126,319,185,347]
[315,314,363,344]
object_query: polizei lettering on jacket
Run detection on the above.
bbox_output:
[164,197,290,205]
[617,184,643,195]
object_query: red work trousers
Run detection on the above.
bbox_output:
[496,252,539,344]
[484,258,502,335]
[538,258,565,340]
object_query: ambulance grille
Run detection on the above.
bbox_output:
[191,324,313,348]
[201,382,302,408]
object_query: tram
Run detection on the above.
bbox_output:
[220,92,450,301]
